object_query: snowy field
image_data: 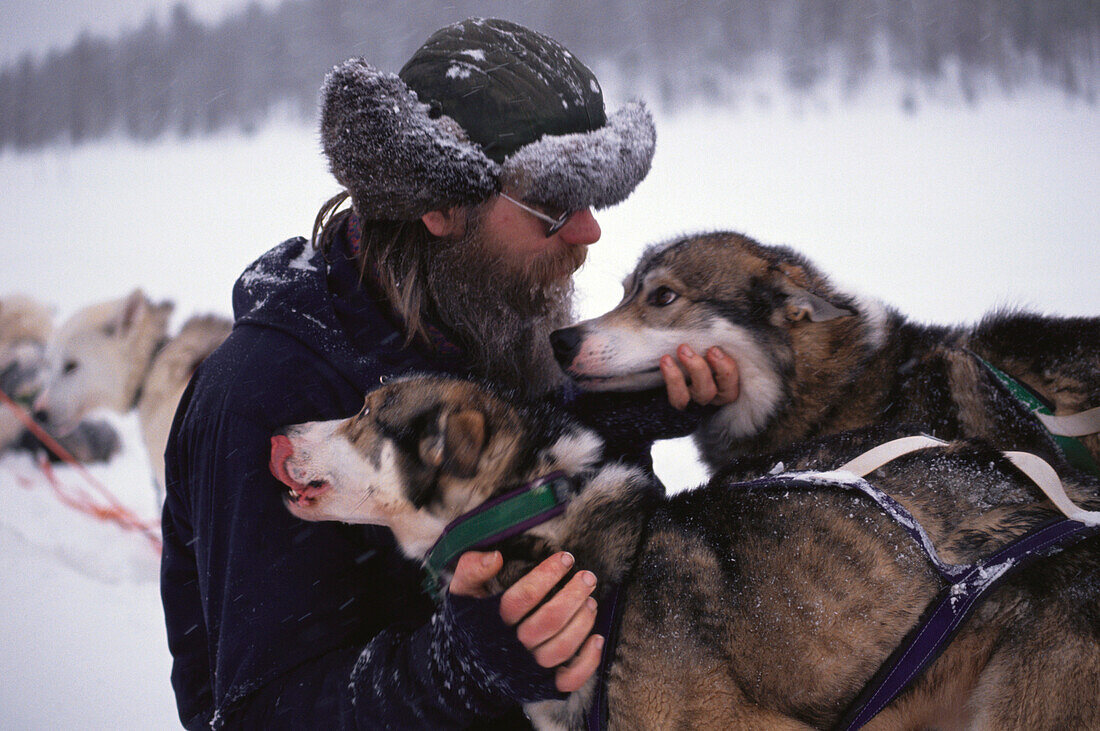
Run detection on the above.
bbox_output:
[0,82,1097,728]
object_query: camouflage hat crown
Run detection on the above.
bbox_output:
[320,18,655,220]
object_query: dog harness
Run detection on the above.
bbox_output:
[421,471,576,601]
[975,354,1100,476]
[584,436,1100,731]
[420,439,1099,728]
[826,436,1100,727]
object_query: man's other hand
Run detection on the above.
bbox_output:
[450,550,604,693]
[660,345,740,410]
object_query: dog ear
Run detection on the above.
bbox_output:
[773,265,852,323]
[442,408,486,478]
[417,407,487,479]
[105,290,148,337]
[417,409,446,470]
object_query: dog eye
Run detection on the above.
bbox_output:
[63,360,78,375]
[648,286,679,307]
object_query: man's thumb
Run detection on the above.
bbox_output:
[449,550,503,598]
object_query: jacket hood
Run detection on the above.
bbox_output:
[232,236,444,394]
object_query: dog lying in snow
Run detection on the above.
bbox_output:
[0,295,54,451]
[550,231,1100,473]
[0,295,119,462]
[270,374,1100,730]
[33,290,230,493]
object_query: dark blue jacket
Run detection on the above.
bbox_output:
[160,225,703,729]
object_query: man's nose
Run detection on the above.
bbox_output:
[559,209,601,246]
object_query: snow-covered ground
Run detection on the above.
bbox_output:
[0,83,1097,728]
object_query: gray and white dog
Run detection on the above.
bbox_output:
[551,231,1100,473]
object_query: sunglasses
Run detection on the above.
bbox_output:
[499,192,575,237]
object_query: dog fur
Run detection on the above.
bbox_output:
[34,290,231,492]
[270,375,1100,730]
[551,232,1100,473]
[0,295,55,450]
[0,295,123,463]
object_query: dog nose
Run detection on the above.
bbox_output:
[549,327,582,366]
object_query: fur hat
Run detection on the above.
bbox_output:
[320,18,656,220]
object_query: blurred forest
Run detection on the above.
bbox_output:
[1,0,1098,150]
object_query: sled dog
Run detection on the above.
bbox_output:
[269,375,1100,730]
[0,295,54,450]
[551,232,1100,471]
[0,295,122,462]
[34,290,231,492]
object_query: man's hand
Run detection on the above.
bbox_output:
[450,550,604,693]
[660,345,739,410]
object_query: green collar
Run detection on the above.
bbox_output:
[977,355,1100,476]
[421,471,576,601]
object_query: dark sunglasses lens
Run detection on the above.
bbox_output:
[546,212,573,236]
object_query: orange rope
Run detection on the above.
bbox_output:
[0,387,162,552]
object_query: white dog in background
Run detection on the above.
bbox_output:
[34,290,231,496]
[0,295,55,450]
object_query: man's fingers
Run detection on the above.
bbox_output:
[499,552,577,625]
[661,345,741,408]
[530,594,599,668]
[555,634,605,693]
[706,347,740,404]
[677,345,717,404]
[448,550,502,598]
[516,570,598,650]
[660,355,690,410]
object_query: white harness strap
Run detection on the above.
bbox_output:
[1036,405,1100,439]
[1004,451,1100,526]
[839,435,948,478]
[840,435,1100,527]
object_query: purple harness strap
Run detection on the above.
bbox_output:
[760,472,1099,730]
[837,516,1097,729]
[585,582,622,731]
[581,471,1099,730]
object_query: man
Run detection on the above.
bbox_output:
[161,18,738,729]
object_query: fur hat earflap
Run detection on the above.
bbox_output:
[320,59,501,221]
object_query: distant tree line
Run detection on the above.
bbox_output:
[1,0,1097,150]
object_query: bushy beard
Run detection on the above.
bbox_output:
[425,215,585,398]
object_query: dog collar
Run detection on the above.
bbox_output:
[421,471,575,601]
[974,354,1100,476]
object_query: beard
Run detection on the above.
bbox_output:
[425,216,586,398]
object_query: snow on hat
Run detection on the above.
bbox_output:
[320,18,655,220]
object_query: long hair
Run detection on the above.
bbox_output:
[311,191,442,347]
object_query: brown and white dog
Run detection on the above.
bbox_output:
[270,374,1100,730]
[33,290,231,493]
[550,232,1100,473]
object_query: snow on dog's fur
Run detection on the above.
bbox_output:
[552,231,1100,472]
[270,374,1100,729]
[34,290,230,493]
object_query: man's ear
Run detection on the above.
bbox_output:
[772,264,853,323]
[421,207,467,238]
[417,407,486,479]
